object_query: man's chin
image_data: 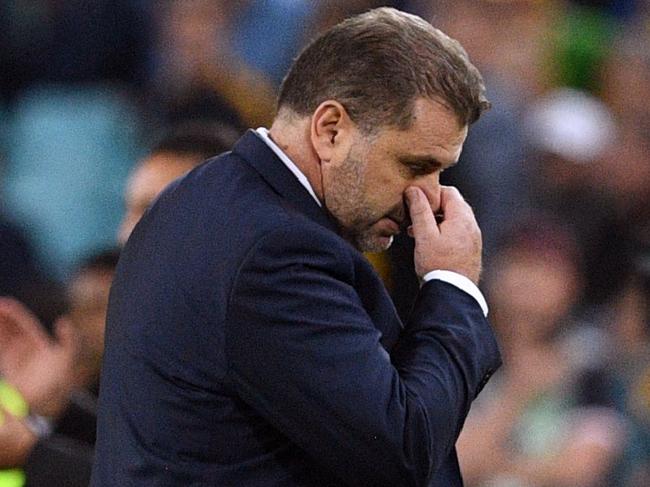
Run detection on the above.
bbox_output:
[356,234,394,253]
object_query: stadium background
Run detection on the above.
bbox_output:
[0,0,649,485]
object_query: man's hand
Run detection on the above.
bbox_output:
[0,298,77,418]
[405,185,482,284]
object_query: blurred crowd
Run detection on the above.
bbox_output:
[0,0,648,486]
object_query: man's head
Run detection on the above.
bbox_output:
[278,7,489,132]
[118,123,238,245]
[273,8,489,252]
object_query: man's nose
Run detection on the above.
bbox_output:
[413,172,441,211]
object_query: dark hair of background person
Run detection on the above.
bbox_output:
[0,219,66,332]
[150,121,241,161]
[74,248,121,277]
[632,249,650,327]
[277,7,490,132]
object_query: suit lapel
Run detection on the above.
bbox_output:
[233,130,403,351]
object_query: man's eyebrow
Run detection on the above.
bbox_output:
[397,155,457,169]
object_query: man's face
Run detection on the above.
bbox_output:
[322,98,468,252]
[117,153,198,245]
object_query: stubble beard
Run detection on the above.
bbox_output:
[324,153,392,253]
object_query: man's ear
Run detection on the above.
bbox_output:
[310,101,353,165]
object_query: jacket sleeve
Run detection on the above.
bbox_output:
[224,224,501,486]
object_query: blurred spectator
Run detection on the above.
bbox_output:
[0,249,119,487]
[458,219,626,487]
[63,251,120,392]
[150,0,274,129]
[596,24,650,258]
[605,248,650,486]
[0,122,236,485]
[434,0,559,99]
[590,115,650,244]
[523,87,627,306]
[601,23,650,133]
[525,88,617,165]
[118,121,238,245]
[600,19,650,123]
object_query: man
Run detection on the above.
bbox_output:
[93,8,501,486]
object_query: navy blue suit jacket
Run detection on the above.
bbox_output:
[92,131,501,486]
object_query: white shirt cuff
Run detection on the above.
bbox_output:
[422,270,489,317]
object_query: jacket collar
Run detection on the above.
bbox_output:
[232,130,339,234]
[234,130,403,350]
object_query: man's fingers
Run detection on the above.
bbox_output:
[438,186,473,221]
[407,185,482,282]
[405,186,439,239]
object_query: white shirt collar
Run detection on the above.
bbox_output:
[254,127,322,207]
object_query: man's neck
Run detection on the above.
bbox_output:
[268,116,324,201]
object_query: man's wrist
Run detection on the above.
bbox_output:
[422,270,489,317]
